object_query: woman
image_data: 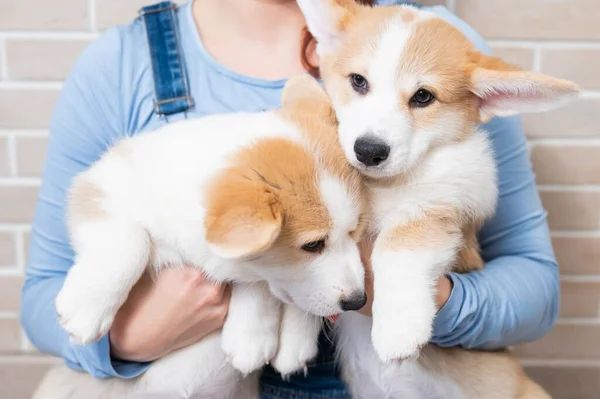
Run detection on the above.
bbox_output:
[21,0,559,398]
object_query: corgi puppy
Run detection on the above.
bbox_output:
[298,0,579,398]
[32,75,367,399]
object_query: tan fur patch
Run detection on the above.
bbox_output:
[320,5,401,107]
[399,18,482,137]
[110,139,132,158]
[399,5,417,23]
[278,77,368,243]
[204,137,330,259]
[68,176,108,225]
[417,346,552,398]
[204,76,368,260]
[204,163,284,258]
[455,221,485,273]
[319,7,532,139]
[378,207,462,251]
[377,207,484,274]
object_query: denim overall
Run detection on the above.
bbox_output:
[138,1,421,398]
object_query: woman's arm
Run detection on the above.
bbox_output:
[20,27,150,378]
[431,114,559,349]
[20,27,229,378]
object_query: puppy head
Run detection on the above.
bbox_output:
[205,75,368,317]
[298,0,580,178]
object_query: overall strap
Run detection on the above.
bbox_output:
[377,0,423,7]
[139,1,195,117]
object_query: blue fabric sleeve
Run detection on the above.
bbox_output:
[426,6,559,348]
[431,115,560,349]
[20,27,151,378]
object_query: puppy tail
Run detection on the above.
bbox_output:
[517,377,552,399]
[31,364,131,399]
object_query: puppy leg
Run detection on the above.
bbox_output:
[55,218,151,345]
[455,222,484,273]
[271,304,322,377]
[221,283,281,375]
[371,212,462,362]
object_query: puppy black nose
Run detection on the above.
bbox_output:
[354,136,390,167]
[339,291,367,311]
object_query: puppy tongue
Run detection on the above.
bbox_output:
[327,314,340,323]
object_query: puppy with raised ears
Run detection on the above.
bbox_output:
[298,0,579,398]
[32,75,368,399]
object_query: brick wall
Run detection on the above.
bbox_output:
[0,0,598,398]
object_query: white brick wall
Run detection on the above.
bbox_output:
[0,1,598,398]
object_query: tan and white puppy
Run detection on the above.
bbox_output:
[33,76,367,399]
[298,0,578,398]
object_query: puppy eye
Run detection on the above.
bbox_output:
[349,73,369,95]
[301,240,326,253]
[410,88,435,107]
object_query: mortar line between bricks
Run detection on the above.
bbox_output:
[520,359,600,367]
[88,0,97,31]
[0,38,7,80]
[537,185,600,192]
[551,230,600,238]
[0,268,24,277]
[0,32,99,40]
[528,138,600,146]
[15,230,25,269]
[19,329,30,352]
[0,355,62,364]
[561,275,600,283]
[0,130,48,138]
[579,90,600,98]
[0,178,41,186]
[20,328,36,353]
[6,135,17,177]
[0,312,18,318]
[0,81,62,90]
[0,224,32,231]
[532,46,542,73]
[556,318,600,325]
[487,39,600,48]
[445,0,456,12]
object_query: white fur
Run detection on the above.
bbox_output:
[296,0,347,56]
[368,131,496,363]
[336,312,464,399]
[270,304,323,377]
[334,130,498,397]
[472,70,580,118]
[298,1,575,397]
[221,283,281,375]
[335,115,498,398]
[332,12,452,179]
[45,109,366,399]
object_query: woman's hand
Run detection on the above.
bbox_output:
[109,267,231,362]
[356,238,453,317]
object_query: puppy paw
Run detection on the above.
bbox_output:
[55,267,119,345]
[222,324,278,375]
[371,301,436,363]
[271,324,319,377]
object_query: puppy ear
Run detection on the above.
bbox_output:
[282,74,331,109]
[297,0,359,56]
[205,168,282,259]
[468,53,580,121]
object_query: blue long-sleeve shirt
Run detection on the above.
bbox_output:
[21,1,559,382]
